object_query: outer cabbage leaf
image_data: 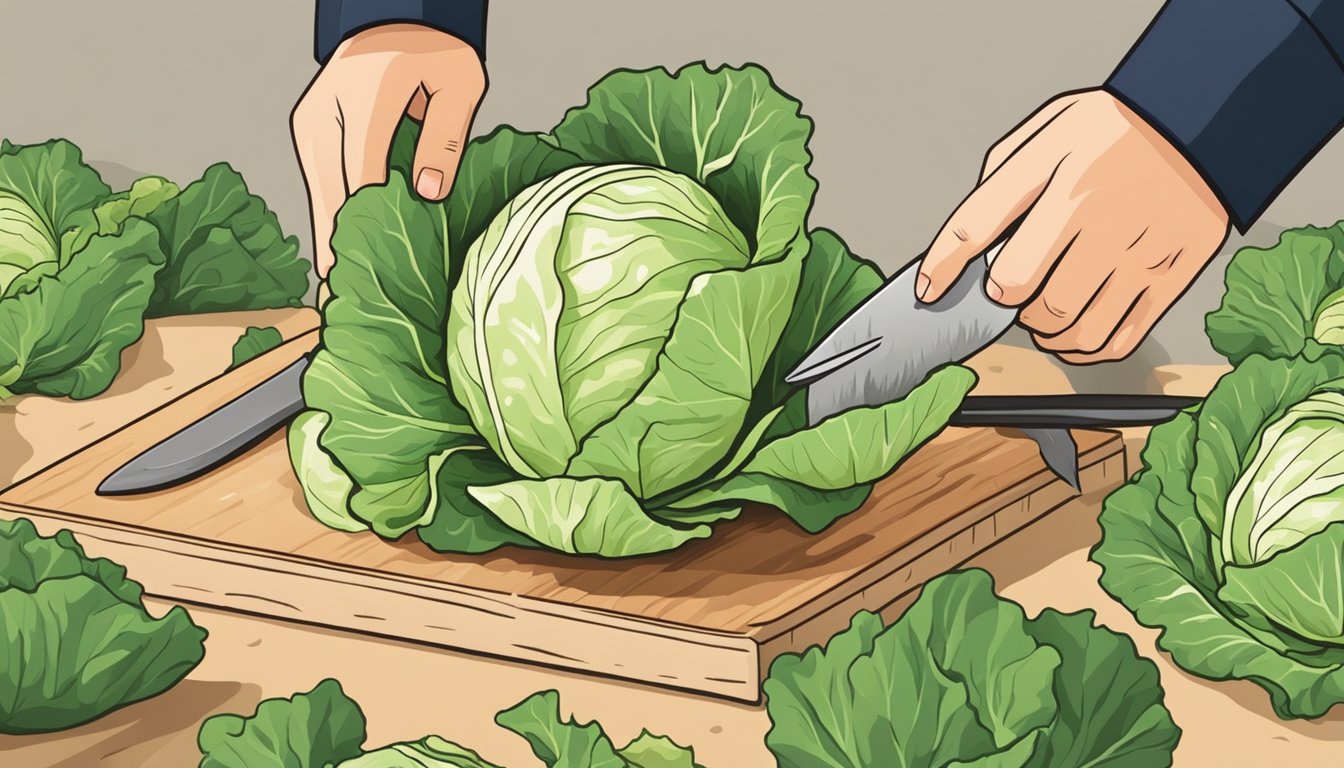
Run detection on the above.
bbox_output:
[565,249,800,498]
[469,477,710,558]
[287,411,365,533]
[145,162,308,316]
[665,366,975,532]
[1205,223,1344,364]
[296,175,481,537]
[752,228,883,416]
[765,570,1178,767]
[93,175,181,235]
[290,128,582,544]
[495,690,704,768]
[0,517,206,734]
[1220,523,1344,646]
[1020,608,1180,767]
[1094,355,1344,719]
[197,678,366,768]
[228,325,283,371]
[0,218,166,399]
[550,63,816,272]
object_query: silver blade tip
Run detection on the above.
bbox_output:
[96,463,160,496]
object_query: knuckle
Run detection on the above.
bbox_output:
[1073,328,1110,355]
[1020,298,1075,335]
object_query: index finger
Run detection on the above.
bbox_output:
[917,136,1058,303]
[292,100,347,279]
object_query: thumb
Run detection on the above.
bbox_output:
[412,88,481,201]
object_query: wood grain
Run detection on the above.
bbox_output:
[0,334,1126,701]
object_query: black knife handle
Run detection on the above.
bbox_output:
[947,394,1203,428]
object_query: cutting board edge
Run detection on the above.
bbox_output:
[0,499,769,703]
[742,429,1126,644]
[751,437,1127,678]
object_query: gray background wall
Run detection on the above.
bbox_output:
[4,1,1341,385]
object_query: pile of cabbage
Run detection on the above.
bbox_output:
[288,63,975,558]
[1093,221,1344,719]
[0,138,308,400]
[196,570,1179,767]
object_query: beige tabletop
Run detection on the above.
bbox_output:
[4,336,1344,767]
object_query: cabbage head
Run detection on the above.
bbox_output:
[0,138,308,401]
[289,63,975,558]
[1093,352,1344,719]
[0,140,166,399]
[447,164,751,488]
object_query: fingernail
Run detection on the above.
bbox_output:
[986,279,1004,303]
[915,273,931,301]
[416,168,443,199]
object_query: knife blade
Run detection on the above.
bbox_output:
[783,230,1196,490]
[96,356,310,496]
[787,238,1016,419]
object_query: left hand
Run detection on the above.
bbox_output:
[916,90,1231,364]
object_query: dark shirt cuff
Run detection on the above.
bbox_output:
[1105,0,1344,232]
[315,0,487,65]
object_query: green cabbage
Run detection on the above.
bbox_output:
[289,63,976,558]
[1094,353,1344,718]
[764,569,1180,768]
[448,163,750,484]
[0,517,207,734]
[0,137,309,402]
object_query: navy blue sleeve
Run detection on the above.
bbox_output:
[1105,0,1344,232]
[315,0,487,64]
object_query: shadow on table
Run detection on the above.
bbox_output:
[0,679,259,768]
[1165,662,1344,739]
[0,401,35,491]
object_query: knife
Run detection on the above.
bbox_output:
[96,356,309,496]
[784,233,1200,489]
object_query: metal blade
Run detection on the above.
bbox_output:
[96,356,309,495]
[1023,428,1080,491]
[795,244,1016,426]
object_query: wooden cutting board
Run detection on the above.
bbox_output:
[0,333,1126,703]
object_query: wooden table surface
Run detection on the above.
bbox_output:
[3,320,1343,767]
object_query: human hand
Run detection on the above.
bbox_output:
[291,23,486,279]
[916,90,1231,364]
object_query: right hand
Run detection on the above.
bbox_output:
[915,90,1229,364]
[291,23,487,280]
